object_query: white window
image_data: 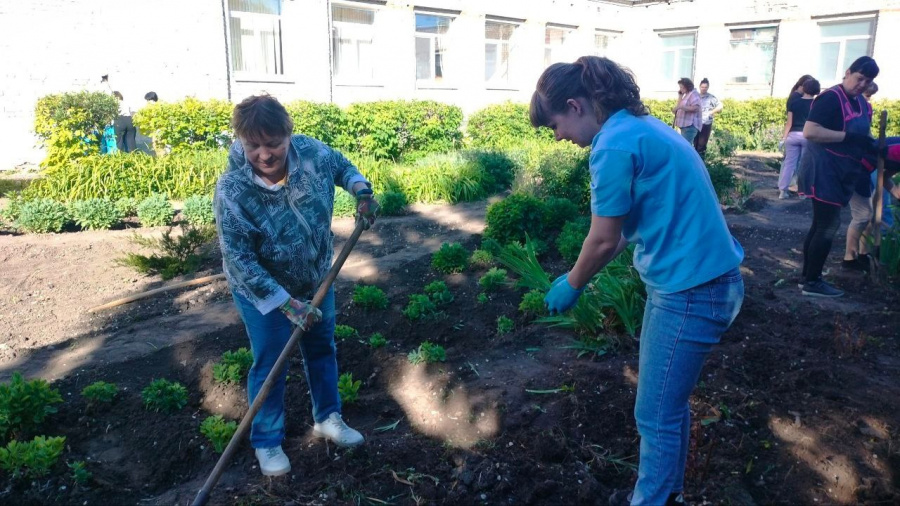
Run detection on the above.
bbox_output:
[485,21,517,85]
[228,0,283,76]
[817,18,875,83]
[416,13,453,83]
[658,32,696,85]
[332,5,377,81]
[729,27,777,84]
[594,31,614,57]
[545,26,574,67]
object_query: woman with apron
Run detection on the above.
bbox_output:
[797,56,880,297]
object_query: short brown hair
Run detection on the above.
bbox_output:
[677,78,694,91]
[232,94,294,142]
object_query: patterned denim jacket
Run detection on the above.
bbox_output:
[214,135,368,314]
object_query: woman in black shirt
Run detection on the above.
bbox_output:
[779,79,819,199]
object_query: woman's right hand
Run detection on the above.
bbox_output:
[279,297,322,330]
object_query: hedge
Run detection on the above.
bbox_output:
[344,100,463,160]
[34,91,119,168]
[466,102,553,149]
[132,98,233,153]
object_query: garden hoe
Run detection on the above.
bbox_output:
[868,110,887,281]
[192,218,367,506]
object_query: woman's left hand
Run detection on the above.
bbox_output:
[544,273,585,314]
[355,189,380,230]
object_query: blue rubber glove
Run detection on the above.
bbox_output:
[544,273,585,315]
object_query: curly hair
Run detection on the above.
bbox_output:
[530,56,647,129]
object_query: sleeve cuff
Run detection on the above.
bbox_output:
[344,175,370,195]
[257,288,291,315]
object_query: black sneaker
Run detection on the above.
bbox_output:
[801,279,844,298]
[841,257,869,272]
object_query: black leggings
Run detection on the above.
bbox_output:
[802,199,842,282]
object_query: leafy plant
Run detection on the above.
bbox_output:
[479,267,508,292]
[81,381,119,406]
[0,436,66,479]
[0,192,25,225]
[542,197,580,232]
[69,198,121,230]
[496,239,551,291]
[34,91,118,168]
[368,333,387,348]
[284,100,351,149]
[497,316,514,335]
[197,415,237,453]
[16,198,69,233]
[334,325,359,341]
[469,249,494,268]
[476,293,489,304]
[182,194,215,226]
[431,242,469,274]
[212,348,254,385]
[403,294,438,320]
[484,193,547,245]
[136,193,174,227]
[119,224,217,280]
[69,460,92,485]
[556,218,591,263]
[132,97,233,152]
[407,341,446,364]
[333,189,356,218]
[0,372,63,442]
[379,190,408,216]
[466,102,553,149]
[115,197,139,217]
[707,160,736,203]
[344,100,463,160]
[352,285,389,310]
[424,280,454,306]
[337,373,362,404]
[141,379,189,414]
[519,289,547,318]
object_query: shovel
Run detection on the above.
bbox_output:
[868,110,887,279]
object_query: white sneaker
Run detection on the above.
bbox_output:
[778,190,791,199]
[313,412,365,447]
[254,446,291,476]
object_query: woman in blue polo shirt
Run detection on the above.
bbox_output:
[530,56,744,506]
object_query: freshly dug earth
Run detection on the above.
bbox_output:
[0,154,898,505]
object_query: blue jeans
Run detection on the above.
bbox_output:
[679,126,699,144]
[632,267,744,506]
[232,288,341,449]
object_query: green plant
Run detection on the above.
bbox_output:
[556,218,591,263]
[542,197,579,232]
[69,198,121,230]
[431,242,469,274]
[0,372,63,442]
[69,460,92,485]
[141,379,189,414]
[469,249,494,268]
[333,189,356,218]
[182,194,215,225]
[16,198,69,233]
[344,100,463,160]
[80,381,119,406]
[519,289,547,318]
[115,197,139,217]
[0,192,25,225]
[466,102,553,149]
[212,348,254,385]
[132,97,233,152]
[285,100,351,149]
[199,415,238,453]
[424,280,454,306]
[34,91,119,168]
[0,436,66,479]
[391,152,489,203]
[337,373,362,404]
[707,160,737,203]
[507,140,591,207]
[403,294,438,320]
[496,239,551,291]
[352,285,389,310]
[879,210,900,276]
[478,267,508,292]
[368,333,387,348]
[497,316,514,335]
[119,224,217,279]
[334,324,359,341]
[136,193,174,227]
[476,293,489,304]
[378,190,408,216]
[484,193,547,245]
[407,341,446,364]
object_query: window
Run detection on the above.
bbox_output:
[545,26,574,67]
[594,31,613,57]
[485,21,517,85]
[228,0,283,76]
[332,5,377,81]
[416,13,453,83]
[728,27,776,84]
[658,32,696,84]
[817,18,875,83]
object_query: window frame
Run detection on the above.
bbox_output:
[816,15,876,84]
[484,19,519,89]
[656,30,697,87]
[227,0,289,83]
[593,29,619,58]
[544,24,577,68]
[415,11,456,87]
[727,24,778,85]
[331,3,381,85]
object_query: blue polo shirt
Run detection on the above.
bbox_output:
[590,109,743,293]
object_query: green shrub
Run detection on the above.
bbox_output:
[644,99,676,126]
[333,189,356,218]
[337,373,361,404]
[368,333,387,348]
[199,415,237,453]
[137,193,174,227]
[871,99,900,137]
[542,197,579,232]
[69,460,91,485]
[34,91,119,168]
[0,372,63,442]
[69,198,121,230]
[507,140,591,207]
[478,267,508,292]
[556,218,591,263]
[466,102,553,149]
[707,160,737,202]
[141,379,188,413]
[424,280,454,306]
[519,289,547,318]
[334,325,359,341]
[497,316,514,335]
[403,294,438,320]
[470,249,494,268]
[0,436,66,479]
[212,348,254,385]
[431,242,469,274]
[352,285,389,310]
[115,197,139,217]
[0,192,25,225]
[285,100,351,149]
[80,381,119,406]
[466,150,517,192]
[391,152,488,204]
[16,199,69,233]
[378,190,408,216]
[132,98,233,152]
[408,341,446,364]
[344,100,463,160]
[182,194,215,225]
[119,224,217,279]
[484,193,546,245]
[477,293,489,304]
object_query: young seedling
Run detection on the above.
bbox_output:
[424,280,454,306]
[338,373,361,404]
[81,381,119,407]
[212,348,254,385]
[0,372,63,441]
[403,294,438,320]
[408,341,446,364]
[200,415,238,453]
[519,289,547,318]
[334,324,359,341]
[0,436,66,479]
[469,249,494,268]
[478,267,508,292]
[352,285,389,310]
[69,460,92,485]
[141,378,188,414]
[497,316,514,335]
[476,293,489,304]
[431,242,469,274]
[368,333,387,348]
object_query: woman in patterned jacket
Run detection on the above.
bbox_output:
[214,94,379,477]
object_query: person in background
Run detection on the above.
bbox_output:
[673,78,702,144]
[694,78,723,158]
[861,82,894,231]
[214,94,378,477]
[144,91,158,103]
[779,79,820,199]
[112,91,136,153]
[787,74,814,109]
[135,92,159,154]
